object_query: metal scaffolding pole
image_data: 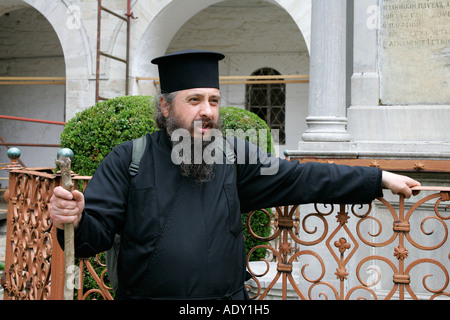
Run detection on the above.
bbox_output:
[95,0,135,102]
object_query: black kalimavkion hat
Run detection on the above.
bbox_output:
[151,49,225,93]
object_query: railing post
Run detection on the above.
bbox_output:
[1,172,14,300]
[1,148,22,299]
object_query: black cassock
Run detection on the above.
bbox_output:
[58,129,383,299]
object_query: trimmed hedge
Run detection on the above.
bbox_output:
[220,106,274,155]
[60,95,156,176]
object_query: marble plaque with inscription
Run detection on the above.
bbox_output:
[379,0,450,105]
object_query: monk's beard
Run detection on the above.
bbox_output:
[167,115,221,183]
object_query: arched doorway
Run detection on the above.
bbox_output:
[0,6,65,168]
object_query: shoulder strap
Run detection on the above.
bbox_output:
[107,135,148,293]
[223,137,236,164]
[223,137,237,181]
[129,135,147,177]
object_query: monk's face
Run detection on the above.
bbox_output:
[160,88,221,140]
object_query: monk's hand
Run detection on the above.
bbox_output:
[49,186,84,230]
[381,171,421,199]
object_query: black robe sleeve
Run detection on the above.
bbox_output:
[57,141,133,258]
[235,139,383,213]
[57,137,383,258]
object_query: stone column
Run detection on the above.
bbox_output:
[301,0,351,142]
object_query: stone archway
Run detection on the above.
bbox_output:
[22,0,94,118]
[0,0,94,168]
[130,0,311,97]
[0,4,66,168]
[131,0,220,87]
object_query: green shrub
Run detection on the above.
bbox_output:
[241,210,272,261]
[220,106,274,155]
[60,95,156,176]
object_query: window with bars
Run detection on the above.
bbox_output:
[245,68,286,144]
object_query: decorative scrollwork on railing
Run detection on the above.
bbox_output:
[2,169,96,300]
[77,254,113,300]
[246,209,277,242]
[3,170,56,300]
[246,187,450,300]
[404,193,449,251]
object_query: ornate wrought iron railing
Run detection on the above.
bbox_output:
[1,168,92,300]
[1,167,449,300]
[246,187,450,300]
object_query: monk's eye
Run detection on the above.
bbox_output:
[209,99,220,106]
[188,97,202,105]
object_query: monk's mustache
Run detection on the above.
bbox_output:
[189,119,220,131]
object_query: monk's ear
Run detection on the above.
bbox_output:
[160,97,170,118]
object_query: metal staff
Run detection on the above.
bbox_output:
[56,148,75,300]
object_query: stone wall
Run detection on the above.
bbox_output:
[294,0,450,159]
